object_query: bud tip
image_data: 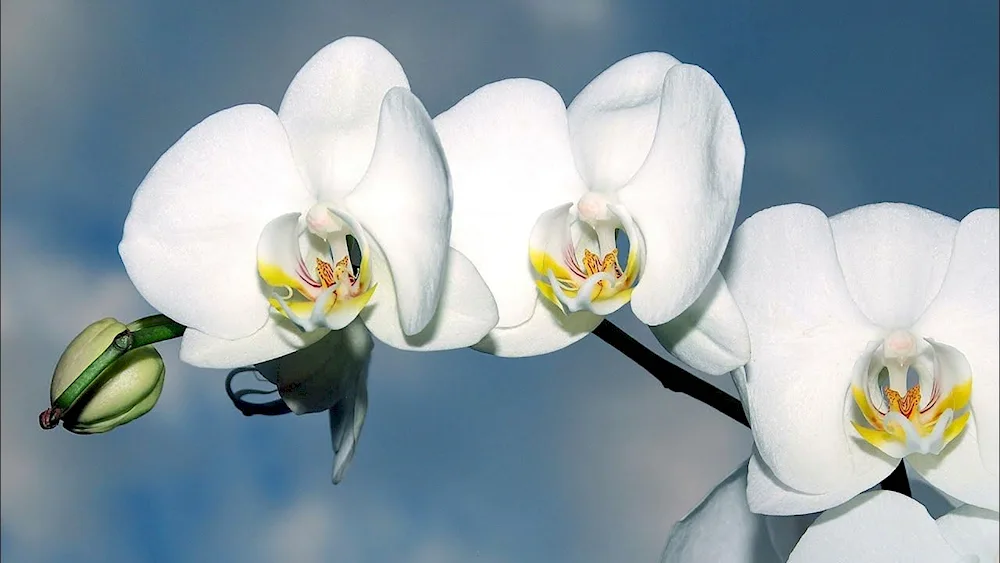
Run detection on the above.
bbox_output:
[39,407,62,430]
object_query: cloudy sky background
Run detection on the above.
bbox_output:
[1,1,996,562]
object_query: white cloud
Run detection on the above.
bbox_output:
[0,225,145,561]
[262,495,344,562]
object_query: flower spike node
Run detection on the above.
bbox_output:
[40,315,185,434]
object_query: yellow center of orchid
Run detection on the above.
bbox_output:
[850,330,972,458]
[529,193,642,316]
[257,204,377,333]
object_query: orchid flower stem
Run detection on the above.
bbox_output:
[591,320,750,428]
[39,315,185,429]
[879,462,913,498]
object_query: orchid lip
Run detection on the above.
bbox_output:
[257,205,377,333]
[849,331,973,459]
[528,194,644,316]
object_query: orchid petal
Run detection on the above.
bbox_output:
[361,247,499,350]
[723,204,890,494]
[745,447,894,516]
[434,78,588,329]
[473,297,601,357]
[661,461,814,563]
[345,88,450,336]
[255,319,373,415]
[936,504,1000,562]
[914,208,999,478]
[256,213,314,298]
[179,318,328,368]
[618,64,745,326]
[277,37,409,200]
[828,203,959,328]
[328,372,368,485]
[567,52,680,192]
[120,105,314,340]
[787,491,966,563]
[649,271,750,376]
[909,419,1000,511]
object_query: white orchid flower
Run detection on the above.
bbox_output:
[724,203,999,514]
[788,491,999,563]
[432,52,749,373]
[663,462,999,563]
[119,37,498,482]
[120,36,498,370]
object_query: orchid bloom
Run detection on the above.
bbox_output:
[724,203,999,514]
[432,52,749,373]
[662,462,999,563]
[119,37,498,481]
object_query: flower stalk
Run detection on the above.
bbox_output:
[591,319,749,428]
[879,462,913,498]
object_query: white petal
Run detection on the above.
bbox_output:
[567,52,680,192]
[936,504,1000,562]
[434,78,588,329]
[829,202,959,328]
[618,64,745,326]
[661,461,813,563]
[649,271,750,376]
[723,204,889,494]
[345,88,450,336]
[179,317,328,368]
[909,418,1000,512]
[255,319,373,415]
[328,373,368,485]
[120,105,314,340]
[277,37,409,200]
[787,491,965,563]
[746,448,894,516]
[361,247,499,350]
[914,208,999,478]
[473,297,601,357]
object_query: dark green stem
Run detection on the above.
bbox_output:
[40,315,185,429]
[591,320,749,428]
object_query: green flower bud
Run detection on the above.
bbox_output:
[49,318,165,434]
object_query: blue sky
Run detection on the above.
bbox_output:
[1,1,996,562]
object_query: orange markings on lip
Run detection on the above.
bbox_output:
[315,256,353,289]
[885,385,922,419]
[581,248,623,283]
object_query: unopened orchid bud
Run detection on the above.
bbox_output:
[48,318,165,434]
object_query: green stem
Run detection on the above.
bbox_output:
[40,315,185,429]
